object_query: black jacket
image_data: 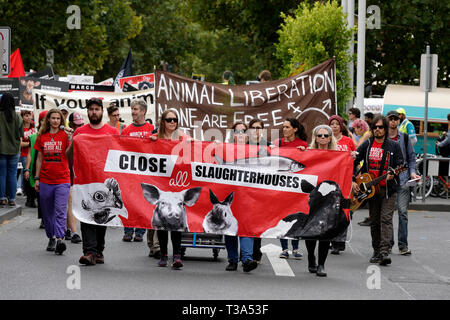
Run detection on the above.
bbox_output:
[353,136,404,197]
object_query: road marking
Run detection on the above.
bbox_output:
[260,243,295,277]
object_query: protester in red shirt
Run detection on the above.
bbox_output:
[121,99,155,244]
[329,115,356,153]
[67,98,119,266]
[271,118,307,260]
[34,109,71,255]
[272,118,308,149]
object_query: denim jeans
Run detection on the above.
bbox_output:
[0,153,20,201]
[280,238,299,251]
[225,235,254,263]
[124,227,146,237]
[16,155,27,190]
[391,184,410,250]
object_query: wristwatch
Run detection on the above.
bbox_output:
[34,176,40,181]
[24,169,30,173]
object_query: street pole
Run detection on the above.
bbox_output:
[356,0,366,115]
[344,0,355,113]
[422,45,431,202]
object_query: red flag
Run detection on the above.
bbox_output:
[7,48,25,78]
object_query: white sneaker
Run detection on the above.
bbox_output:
[16,188,23,196]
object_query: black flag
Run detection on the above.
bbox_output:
[114,48,133,91]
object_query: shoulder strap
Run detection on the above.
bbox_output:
[403,132,409,164]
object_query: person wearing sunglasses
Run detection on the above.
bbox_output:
[271,118,308,260]
[352,114,404,267]
[302,125,338,277]
[150,109,191,269]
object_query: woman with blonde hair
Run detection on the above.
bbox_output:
[34,108,71,255]
[305,124,337,277]
[309,125,337,150]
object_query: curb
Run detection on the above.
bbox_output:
[409,203,450,212]
[0,205,22,224]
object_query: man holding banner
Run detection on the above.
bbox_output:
[67,98,119,266]
[121,99,154,243]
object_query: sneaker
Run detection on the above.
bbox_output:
[71,233,82,244]
[16,188,23,196]
[399,248,412,256]
[158,255,168,267]
[153,251,161,259]
[292,250,303,259]
[369,252,380,263]
[242,260,258,272]
[46,238,56,251]
[39,220,45,229]
[379,252,392,266]
[133,234,143,242]
[226,262,238,271]
[95,253,104,264]
[279,249,289,259]
[122,233,133,242]
[358,217,372,226]
[172,255,183,269]
[55,240,66,255]
[79,253,96,266]
[65,230,72,241]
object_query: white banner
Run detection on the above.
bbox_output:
[32,88,155,126]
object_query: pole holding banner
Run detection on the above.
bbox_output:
[356,0,366,115]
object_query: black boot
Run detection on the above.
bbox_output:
[308,255,317,273]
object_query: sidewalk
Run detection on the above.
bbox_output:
[409,196,450,212]
[0,199,22,224]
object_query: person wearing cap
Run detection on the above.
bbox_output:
[66,97,119,266]
[64,112,85,244]
[58,104,70,127]
[396,108,417,146]
[387,110,420,256]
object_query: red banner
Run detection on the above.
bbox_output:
[73,134,353,239]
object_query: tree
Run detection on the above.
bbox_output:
[365,0,449,95]
[0,0,142,79]
[181,0,302,83]
[275,0,354,115]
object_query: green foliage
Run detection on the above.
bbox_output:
[0,0,142,79]
[275,0,354,115]
[366,0,449,94]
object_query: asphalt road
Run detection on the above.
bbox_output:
[0,199,449,301]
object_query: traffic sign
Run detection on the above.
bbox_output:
[0,27,11,75]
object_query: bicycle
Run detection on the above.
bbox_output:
[411,153,434,200]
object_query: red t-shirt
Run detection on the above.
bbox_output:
[336,135,356,152]
[368,140,389,187]
[21,127,37,157]
[33,130,70,184]
[73,123,119,138]
[121,122,155,138]
[274,137,308,149]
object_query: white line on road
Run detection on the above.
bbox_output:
[260,243,295,277]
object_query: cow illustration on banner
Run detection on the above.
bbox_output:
[72,134,352,240]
